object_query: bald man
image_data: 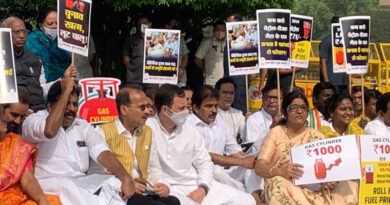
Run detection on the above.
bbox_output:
[2,17,76,112]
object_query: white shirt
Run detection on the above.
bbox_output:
[217,107,245,141]
[365,116,390,137]
[95,117,167,186]
[195,37,226,86]
[22,110,110,180]
[39,66,58,98]
[146,117,213,187]
[242,108,273,143]
[186,114,242,156]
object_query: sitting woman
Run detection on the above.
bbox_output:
[318,94,365,138]
[255,90,358,205]
[0,105,61,205]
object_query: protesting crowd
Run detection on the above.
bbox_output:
[0,4,389,205]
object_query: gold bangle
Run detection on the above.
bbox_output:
[269,166,275,177]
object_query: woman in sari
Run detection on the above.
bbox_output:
[25,8,71,82]
[0,105,62,205]
[318,94,365,138]
[255,90,358,205]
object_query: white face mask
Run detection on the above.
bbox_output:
[166,107,189,126]
[141,24,148,33]
[43,26,57,40]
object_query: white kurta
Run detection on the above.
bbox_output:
[146,117,255,205]
[242,109,273,150]
[365,116,390,137]
[22,110,124,205]
[186,114,261,193]
[217,107,245,142]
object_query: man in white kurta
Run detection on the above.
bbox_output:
[22,79,135,205]
[365,93,390,137]
[146,84,255,205]
[216,77,246,143]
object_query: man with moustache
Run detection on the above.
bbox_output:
[3,89,29,134]
[98,86,179,205]
[2,17,76,112]
[186,85,259,202]
[22,79,136,205]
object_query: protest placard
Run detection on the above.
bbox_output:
[57,0,92,57]
[226,21,259,76]
[290,14,313,68]
[143,28,180,84]
[78,78,121,124]
[290,135,361,185]
[256,9,291,69]
[0,28,18,104]
[331,23,347,73]
[340,16,370,74]
[359,135,390,205]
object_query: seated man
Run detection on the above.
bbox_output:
[146,84,255,205]
[306,82,335,129]
[186,85,260,201]
[4,88,30,134]
[351,89,382,129]
[215,77,246,143]
[183,87,193,113]
[365,92,390,136]
[22,79,135,205]
[242,83,283,148]
[98,86,179,205]
[0,105,61,205]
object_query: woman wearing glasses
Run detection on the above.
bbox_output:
[255,90,356,204]
[318,94,365,138]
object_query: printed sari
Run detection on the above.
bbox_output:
[0,132,62,204]
[318,122,365,139]
[258,126,358,205]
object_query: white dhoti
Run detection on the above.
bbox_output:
[38,174,127,205]
[213,165,263,193]
[170,180,256,205]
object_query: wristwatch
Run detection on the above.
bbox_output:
[198,184,209,195]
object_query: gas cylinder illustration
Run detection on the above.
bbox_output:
[303,21,311,39]
[314,158,342,179]
[78,78,121,124]
[336,51,344,65]
[365,164,374,184]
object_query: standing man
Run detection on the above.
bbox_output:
[22,79,135,204]
[195,21,226,87]
[306,82,335,129]
[2,16,76,112]
[123,16,152,85]
[216,77,246,143]
[99,86,179,205]
[320,16,349,94]
[146,84,255,205]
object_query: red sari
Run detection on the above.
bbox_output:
[0,132,62,205]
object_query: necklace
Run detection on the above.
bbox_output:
[285,125,305,139]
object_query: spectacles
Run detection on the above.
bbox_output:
[263,95,279,101]
[287,104,308,112]
[12,29,28,36]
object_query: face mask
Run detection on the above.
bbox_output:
[166,108,189,126]
[137,24,148,34]
[43,26,57,40]
[215,31,226,40]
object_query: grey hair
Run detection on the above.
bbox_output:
[1,17,23,28]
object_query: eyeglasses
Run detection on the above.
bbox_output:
[287,104,308,112]
[12,29,28,36]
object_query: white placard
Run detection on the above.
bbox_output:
[291,135,362,185]
[360,135,390,162]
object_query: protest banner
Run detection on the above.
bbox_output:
[78,77,121,124]
[290,14,313,68]
[290,135,361,185]
[331,23,347,73]
[226,21,259,76]
[256,9,291,69]
[57,0,92,57]
[359,135,390,205]
[0,28,18,104]
[340,16,370,74]
[143,28,180,84]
